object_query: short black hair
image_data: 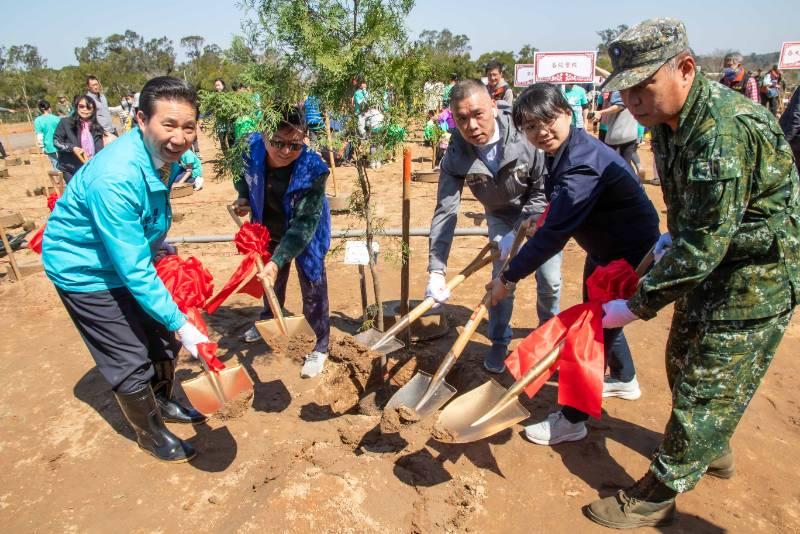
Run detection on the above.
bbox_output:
[38,99,51,112]
[449,79,489,106]
[213,77,226,89]
[86,75,98,85]
[137,76,199,120]
[276,106,306,133]
[485,60,504,74]
[512,83,573,130]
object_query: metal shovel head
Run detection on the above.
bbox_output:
[182,364,254,416]
[352,328,405,355]
[385,371,456,419]
[256,316,315,340]
[435,379,530,443]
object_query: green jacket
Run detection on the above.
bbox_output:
[629,74,800,322]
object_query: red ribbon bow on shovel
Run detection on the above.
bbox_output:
[28,192,60,254]
[204,222,271,314]
[504,259,640,419]
[155,255,225,372]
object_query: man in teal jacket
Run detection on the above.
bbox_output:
[43,77,208,463]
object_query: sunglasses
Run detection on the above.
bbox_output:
[269,139,303,152]
[77,104,94,110]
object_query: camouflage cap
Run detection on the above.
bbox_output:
[601,18,689,92]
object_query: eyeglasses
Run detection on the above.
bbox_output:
[77,104,93,110]
[522,118,558,135]
[269,139,303,152]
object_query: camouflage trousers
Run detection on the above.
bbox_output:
[650,307,793,492]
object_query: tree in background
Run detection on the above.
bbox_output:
[416,29,473,81]
[595,25,629,72]
[236,0,428,332]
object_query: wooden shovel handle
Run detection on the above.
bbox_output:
[635,244,656,278]
[226,204,289,336]
[427,293,490,386]
[370,244,495,350]
[471,340,565,427]
[424,224,528,383]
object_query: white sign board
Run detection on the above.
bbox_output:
[534,51,597,84]
[514,64,536,87]
[779,41,800,70]
[343,240,380,265]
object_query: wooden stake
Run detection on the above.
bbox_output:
[324,112,338,196]
[400,147,412,344]
[358,264,369,322]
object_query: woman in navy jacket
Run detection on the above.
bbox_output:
[486,83,660,446]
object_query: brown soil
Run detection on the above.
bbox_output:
[1,130,799,533]
[212,390,254,421]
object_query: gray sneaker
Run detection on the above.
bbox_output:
[603,376,642,400]
[301,351,328,378]
[242,325,261,343]
[524,411,588,445]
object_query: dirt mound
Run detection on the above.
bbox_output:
[211,390,254,421]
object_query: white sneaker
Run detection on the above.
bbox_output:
[602,376,641,400]
[242,325,261,343]
[301,351,328,378]
[524,411,588,445]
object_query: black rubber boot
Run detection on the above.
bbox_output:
[152,360,207,424]
[115,385,197,463]
[585,471,677,529]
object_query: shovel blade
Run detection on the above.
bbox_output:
[352,328,405,355]
[182,365,254,416]
[256,316,315,340]
[385,371,456,419]
[434,379,529,443]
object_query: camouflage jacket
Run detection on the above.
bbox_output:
[629,74,800,321]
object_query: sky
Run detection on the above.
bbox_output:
[1,0,797,69]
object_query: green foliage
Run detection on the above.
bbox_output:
[475,50,516,76]
[416,29,473,81]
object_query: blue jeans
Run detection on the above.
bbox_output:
[485,215,562,368]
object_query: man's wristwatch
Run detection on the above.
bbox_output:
[499,273,516,291]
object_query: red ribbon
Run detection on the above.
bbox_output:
[29,192,60,254]
[155,255,225,372]
[504,259,640,419]
[204,222,271,314]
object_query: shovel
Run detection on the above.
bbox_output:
[385,222,530,418]
[353,242,496,355]
[226,205,315,340]
[182,345,255,415]
[434,245,656,443]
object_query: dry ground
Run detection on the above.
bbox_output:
[1,128,799,533]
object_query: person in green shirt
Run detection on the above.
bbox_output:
[34,99,62,170]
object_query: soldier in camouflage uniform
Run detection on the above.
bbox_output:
[584,18,800,529]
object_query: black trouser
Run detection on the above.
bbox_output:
[609,140,638,174]
[0,140,6,158]
[561,252,646,423]
[259,261,330,353]
[57,287,180,394]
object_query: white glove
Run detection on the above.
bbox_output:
[653,232,672,264]
[175,321,209,358]
[496,230,516,260]
[601,299,640,329]
[425,271,450,306]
